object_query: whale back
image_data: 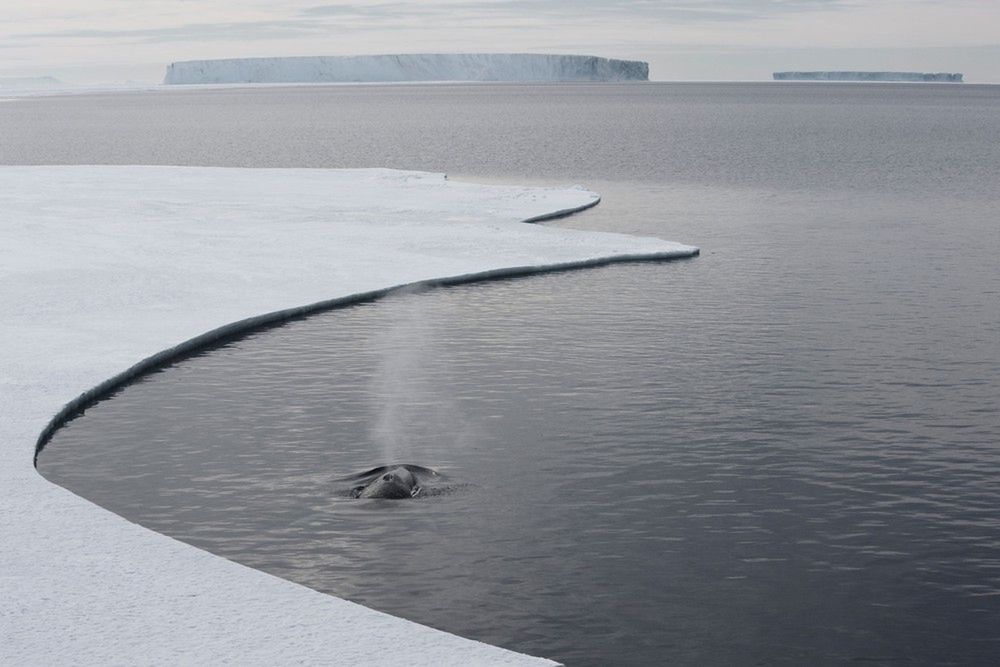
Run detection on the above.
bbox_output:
[339,464,439,482]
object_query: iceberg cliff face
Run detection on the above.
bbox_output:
[774,71,963,83]
[164,53,649,84]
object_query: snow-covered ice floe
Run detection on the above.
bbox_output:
[0,166,696,665]
[164,53,649,84]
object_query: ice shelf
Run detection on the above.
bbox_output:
[0,166,696,666]
[164,53,650,84]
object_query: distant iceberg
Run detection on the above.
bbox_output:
[774,71,963,83]
[163,53,649,85]
[0,76,72,90]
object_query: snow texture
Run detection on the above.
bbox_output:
[0,166,696,665]
[773,71,963,82]
[164,53,649,84]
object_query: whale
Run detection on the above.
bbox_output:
[342,464,440,499]
[359,467,419,499]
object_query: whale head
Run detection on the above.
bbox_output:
[357,466,420,499]
[341,464,440,500]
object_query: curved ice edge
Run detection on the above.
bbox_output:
[522,195,600,222]
[27,179,696,664]
[35,245,696,462]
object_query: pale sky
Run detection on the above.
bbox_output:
[2,0,998,83]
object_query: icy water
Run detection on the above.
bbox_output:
[23,83,1000,665]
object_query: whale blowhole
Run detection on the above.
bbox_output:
[340,464,443,500]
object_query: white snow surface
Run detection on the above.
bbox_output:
[164,53,649,84]
[0,166,696,665]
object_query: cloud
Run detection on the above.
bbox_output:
[300,0,852,23]
[23,20,338,43]
[300,2,415,17]
[12,1,863,46]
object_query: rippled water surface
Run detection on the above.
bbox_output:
[25,83,1000,665]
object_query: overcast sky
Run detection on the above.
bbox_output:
[2,0,998,83]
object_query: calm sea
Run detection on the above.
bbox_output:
[19,82,1000,665]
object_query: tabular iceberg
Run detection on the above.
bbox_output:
[0,76,67,89]
[774,71,963,83]
[163,53,649,84]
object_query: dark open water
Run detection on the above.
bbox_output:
[17,82,1000,665]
